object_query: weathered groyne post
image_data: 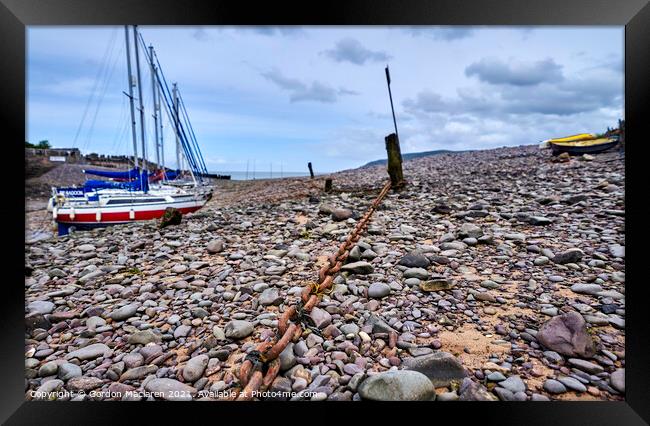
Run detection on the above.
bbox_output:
[308,162,315,178]
[324,178,333,192]
[385,133,404,188]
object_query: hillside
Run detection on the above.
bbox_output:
[362,149,463,167]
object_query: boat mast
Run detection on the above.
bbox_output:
[158,71,165,176]
[149,45,160,172]
[133,25,147,176]
[124,26,139,170]
[173,82,181,173]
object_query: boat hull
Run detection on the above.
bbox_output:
[53,198,207,235]
[550,140,618,156]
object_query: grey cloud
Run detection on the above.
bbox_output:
[261,69,356,103]
[322,38,391,65]
[406,26,474,41]
[404,67,622,118]
[192,27,210,41]
[239,26,305,37]
[465,57,564,86]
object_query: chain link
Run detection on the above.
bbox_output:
[231,180,392,400]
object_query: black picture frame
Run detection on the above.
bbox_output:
[3,0,648,424]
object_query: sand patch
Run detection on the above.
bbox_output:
[438,323,510,371]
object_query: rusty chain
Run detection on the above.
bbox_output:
[228,180,392,400]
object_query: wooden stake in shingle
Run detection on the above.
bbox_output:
[385,133,404,188]
[324,178,333,192]
[308,162,315,179]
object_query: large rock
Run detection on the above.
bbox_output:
[358,370,435,401]
[144,378,197,401]
[610,368,625,393]
[206,239,224,254]
[65,343,113,361]
[225,320,254,339]
[183,354,209,382]
[28,300,55,315]
[458,223,483,239]
[310,306,332,328]
[402,351,467,387]
[341,261,373,275]
[368,283,391,299]
[110,304,139,321]
[332,208,354,221]
[458,378,498,401]
[552,248,584,264]
[398,254,430,268]
[259,288,282,306]
[159,207,182,229]
[127,330,162,345]
[536,311,596,358]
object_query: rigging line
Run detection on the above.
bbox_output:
[178,91,208,174]
[110,93,128,153]
[142,41,203,179]
[82,30,121,153]
[72,27,118,149]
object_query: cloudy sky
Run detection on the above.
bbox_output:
[27,26,623,173]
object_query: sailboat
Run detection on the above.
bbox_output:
[49,25,212,236]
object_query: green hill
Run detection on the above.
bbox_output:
[361,149,465,168]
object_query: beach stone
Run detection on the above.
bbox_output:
[174,325,192,339]
[553,248,584,265]
[567,358,604,374]
[224,320,254,339]
[58,362,82,380]
[610,368,625,393]
[498,375,526,393]
[160,207,182,228]
[28,301,55,315]
[458,378,498,401]
[458,223,483,238]
[144,378,197,401]
[543,379,567,394]
[368,283,391,299]
[398,254,430,268]
[120,365,158,382]
[536,311,596,358]
[65,343,112,361]
[67,376,104,392]
[403,268,429,280]
[310,307,332,328]
[558,376,587,392]
[110,304,139,321]
[38,361,59,377]
[259,288,282,306]
[279,343,296,371]
[358,370,435,401]
[332,208,353,221]
[128,330,162,345]
[206,240,224,253]
[341,261,373,275]
[571,284,603,295]
[183,354,209,382]
[402,351,467,387]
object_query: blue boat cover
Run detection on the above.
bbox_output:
[82,167,140,180]
[82,170,149,193]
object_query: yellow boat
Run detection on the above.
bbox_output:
[548,133,597,143]
[550,137,618,156]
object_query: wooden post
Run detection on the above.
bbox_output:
[324,178,332,192]
[618,119,625,151]
[385,133,404,188]
[308,162,314,178]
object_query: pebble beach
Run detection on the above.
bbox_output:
[24,144,626,401]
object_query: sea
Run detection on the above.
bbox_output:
[212,171,311,181]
